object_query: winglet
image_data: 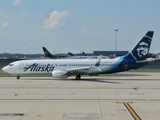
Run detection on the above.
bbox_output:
[95,55,102,66]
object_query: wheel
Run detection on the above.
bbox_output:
[76,75,81,80]
[17,75,20,79]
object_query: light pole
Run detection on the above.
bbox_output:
[115,29,118,57]
[25,43,28,59]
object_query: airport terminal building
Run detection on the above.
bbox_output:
[93,51,128,58]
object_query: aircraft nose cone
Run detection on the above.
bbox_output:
[2,66,8,73]
[2,67,6,72]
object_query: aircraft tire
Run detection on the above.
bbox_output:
[76,75,81,80]
[17,75,20,79]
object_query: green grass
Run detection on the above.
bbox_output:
[0,73,12,77]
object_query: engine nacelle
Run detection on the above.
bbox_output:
[52,70,68,78]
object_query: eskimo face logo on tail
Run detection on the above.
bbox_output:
[23,63,54,72]
[136,42,149,57]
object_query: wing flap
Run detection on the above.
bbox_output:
[67,67,92,74]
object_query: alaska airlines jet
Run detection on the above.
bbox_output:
[2,31,154,80]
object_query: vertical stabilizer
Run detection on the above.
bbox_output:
[68,52,74,56]
[124,31,154,60]
[82,52,87,56]
[42,47,54,58]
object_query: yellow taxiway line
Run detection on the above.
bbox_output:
[123,102,141,120]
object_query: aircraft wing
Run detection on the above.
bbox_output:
[67,55,102,74]
[67,66,93,74]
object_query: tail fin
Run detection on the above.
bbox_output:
[124,31,154,60]
[68,52,74,56]
[82,52,87,56]
[42,47,54,58]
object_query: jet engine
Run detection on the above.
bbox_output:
[52,70,68,78]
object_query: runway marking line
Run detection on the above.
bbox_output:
[116,102,133,103]
[123,102,141,120]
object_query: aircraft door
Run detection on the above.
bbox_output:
[123,61,128,69]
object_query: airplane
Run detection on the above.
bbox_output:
[43,46,109,59]
[43,47,91,59]
[43,47,68,59]
[68,52,87,56]
[68,52,109,59]
[2,31,155,80]
[67,52,88,59]
[43,47,93,59]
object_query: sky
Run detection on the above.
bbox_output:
[0,0,160,54]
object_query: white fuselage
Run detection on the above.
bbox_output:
[2,58,118,75]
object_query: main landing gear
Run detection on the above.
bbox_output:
[17,75,20,79]
[75,75,81,80]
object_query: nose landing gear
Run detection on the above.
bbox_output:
[17,75,20,79]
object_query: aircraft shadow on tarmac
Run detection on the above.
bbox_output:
[79,78,122,84]
[114,73,150,76]
[22,77,122,84]
[60,78,122,84]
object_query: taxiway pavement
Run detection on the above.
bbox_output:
[0,72,159,120]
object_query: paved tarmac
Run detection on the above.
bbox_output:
[0,72,160,120]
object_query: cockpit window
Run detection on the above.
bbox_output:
[9,64,14,66]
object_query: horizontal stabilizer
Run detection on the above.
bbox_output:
[136,58,155,63]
